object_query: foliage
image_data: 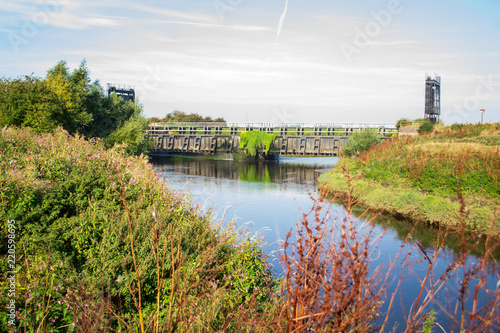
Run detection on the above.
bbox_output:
[156,110,226,123]
[239,131,277,157]
[0,75,66,133]
[0,60,146,154]
[0,127,274,332]
[396,118,411,130]
[104,107,153,156]
[341,128,381,157]
[423,310,436,333]
[319,123,500,233]
[418,121,434,134]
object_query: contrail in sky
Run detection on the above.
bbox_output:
[276,0,289,41]
[257,0,289,84]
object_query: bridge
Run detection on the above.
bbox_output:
[147,122,397,158]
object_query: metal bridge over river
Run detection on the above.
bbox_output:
[147,122,397,157]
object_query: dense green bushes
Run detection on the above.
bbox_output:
[0,60,151,156]
[0,128,274,331]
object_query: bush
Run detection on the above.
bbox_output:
[0,127,274,332]
[396,118,410,130]
[418,121,434,134]
[341,129,381,157]
[104,110,152,156]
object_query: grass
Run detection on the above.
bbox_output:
[2,125,499,332]
[0,127,275,332]
[319,123,500,235]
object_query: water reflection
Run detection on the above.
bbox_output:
[151,155,500,331]
[151,156,339,258]
[152,156,334,185]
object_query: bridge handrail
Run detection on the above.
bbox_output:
[149,122,228,128]
[148,122,397,129]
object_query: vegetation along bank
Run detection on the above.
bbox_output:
[0,127,275,331]
[318,123,500,236]
[2,60,499,331]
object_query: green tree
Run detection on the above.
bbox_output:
[162,110,226,123]
[0,59,154,156]
[147,116,162,124]
[0,75,63,133]
[105,105,152,156]
[44,60,94,133]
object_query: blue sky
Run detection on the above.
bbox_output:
[1,0,499,124]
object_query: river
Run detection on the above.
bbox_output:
[152,155,499,331]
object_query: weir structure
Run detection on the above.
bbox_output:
[107,83,135,102]
[147,122,397,158]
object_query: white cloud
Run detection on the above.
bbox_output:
[1,1,499,124]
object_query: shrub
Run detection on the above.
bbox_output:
[104,111,152,156]
[396,118,410,130]
[0,127,274,332]
[280,189,389,332]
[418,121,434,134]
[341,129,381,157]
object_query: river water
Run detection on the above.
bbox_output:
[152,156,499,331]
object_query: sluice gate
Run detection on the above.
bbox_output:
[147,122,397,157]
[149,135,347,157]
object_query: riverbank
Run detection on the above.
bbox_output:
[318,123,500,236]
[0,127,275,332]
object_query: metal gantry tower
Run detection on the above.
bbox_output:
[424,74,441,124]
[107,83,135,102]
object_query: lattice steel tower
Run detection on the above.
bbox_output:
[424,74,441,124]
[107,83,135,102]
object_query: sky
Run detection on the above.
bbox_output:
[1,0,499,125]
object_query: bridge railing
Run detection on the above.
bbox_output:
[146,123,397,137]
[149,122,396,129]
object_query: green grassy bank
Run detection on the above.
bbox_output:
[318,123,500,236]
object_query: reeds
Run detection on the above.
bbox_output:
[280,170,393,332]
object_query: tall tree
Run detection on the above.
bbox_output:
[0,59,151,155]
[0,76,62,133]
[44,60,93,134]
